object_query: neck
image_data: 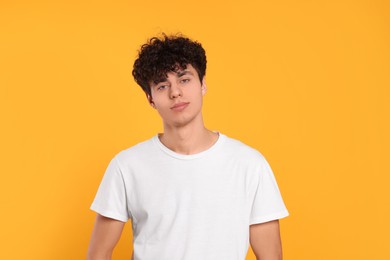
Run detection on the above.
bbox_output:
[159,116,219,155]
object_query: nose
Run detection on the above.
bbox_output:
[169,83,182,99]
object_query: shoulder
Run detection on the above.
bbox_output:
[222,133,267,165]
[113,136,156,165]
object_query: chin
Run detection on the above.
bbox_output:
[165,115,195,128]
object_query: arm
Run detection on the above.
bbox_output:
[87,214,126,260]
[249,219,283,260]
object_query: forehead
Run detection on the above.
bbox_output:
[151,64,198,85]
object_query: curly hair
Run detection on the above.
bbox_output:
[132,33,207,97]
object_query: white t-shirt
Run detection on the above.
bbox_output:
[90,132,289,260]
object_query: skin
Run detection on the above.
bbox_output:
[250,220,283,260]
[147,64,218,154]
[87,63,283,259]
[87,214,126,260]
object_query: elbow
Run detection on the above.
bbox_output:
[254,250,282,260]
[87,248,113,260]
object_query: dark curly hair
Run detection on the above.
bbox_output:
[132,33,207,97]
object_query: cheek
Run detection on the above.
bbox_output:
[152,96,167,107]
[155,100,172,114]
[195,89,204,101]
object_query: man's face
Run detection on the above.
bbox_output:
[147,64,207,128]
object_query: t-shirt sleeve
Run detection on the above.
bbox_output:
[90,156,130,223]
[249,154,289,225]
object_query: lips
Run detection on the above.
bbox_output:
[171,102,190,109]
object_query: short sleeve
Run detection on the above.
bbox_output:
[90,156,129,222]
[249,155,289,225]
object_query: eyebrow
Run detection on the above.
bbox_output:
[153,78,168,85]
[176,70,194,77]
[152,70,194,86]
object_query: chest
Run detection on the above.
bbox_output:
[126,158,252,225]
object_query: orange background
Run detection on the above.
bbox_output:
[1,0,389,259]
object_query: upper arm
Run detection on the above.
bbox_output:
[250,219,283,260]
[87,213,126,260]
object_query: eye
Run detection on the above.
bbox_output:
[157,85,168,91]
[180,78,190,84]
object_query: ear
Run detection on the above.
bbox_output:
[146,93,156,109]
[201,78,207,96]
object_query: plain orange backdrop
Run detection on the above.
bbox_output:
[1,0,389,259]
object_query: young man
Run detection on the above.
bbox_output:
[87,34,289,260]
